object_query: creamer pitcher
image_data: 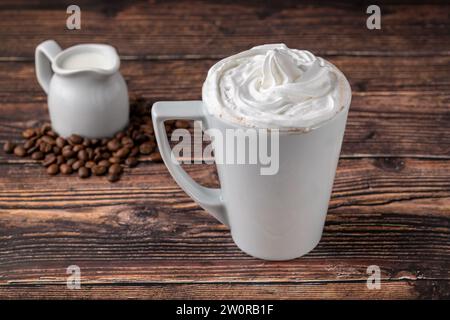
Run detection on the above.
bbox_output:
[35,40,129,138]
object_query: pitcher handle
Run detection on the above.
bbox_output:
[35,40,62,94]
[151,101,229,227]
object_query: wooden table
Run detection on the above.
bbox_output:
[0,1,449,299]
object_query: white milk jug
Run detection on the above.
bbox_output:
[35,40,129,138]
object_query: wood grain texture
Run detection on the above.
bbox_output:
[0,0,449,299]
[2,281,450,300]
[0,59,449,157]
[0,1,449,58]
[0,159,449,300]
[1,57,450,103]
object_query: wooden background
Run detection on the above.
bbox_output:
[0,0,449,299]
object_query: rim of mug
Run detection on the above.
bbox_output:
[201,61,352,134]
[52,44,120,76]
[203,75,352,135]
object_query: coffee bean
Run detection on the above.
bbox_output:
[85,147,94,160]
[78,167,90,178]
[134,134,148,144]
[72,160,85,171]
[27,145,39,155]
[109,156,122,164]
[38,143,46,153]
[3,141,15,153]
[60,163,72,174]
[14,145,26,157]
[62,146,75,159]
[47,163,59,175]
[121,136,134,147]
[107,139,121,152]
[101,152,111,160]
[41,136,55,145]
[98,160,110,167]
[56,155,64,165]
[82,138,91,147]
[22,128,36,139]
[56,137,66,148]
[66,158,77,167]
[149,151,162,162]
[73,144,84,152]
[78,149,88,161]
[92,165,107,176]
[125,157,138,167]
[141,124,154,134]
[23,139,35,150]
[130,146,139,157]
[39,143,52,153]
[41,123,52,134]
[85,160,96,169]
[101,138,109,146]
[46,130,57,138]
[43,154,56,167]
[69,134,83,145]
[109,163,122,175]
[115,131,126,140]
[91,139,99,146]
[115,147,130,158]
[93,154,102,162]
[52,146,61,154]
[131,130,139,140]
[139,142,155,155]
[31,151,44,160]
[107,173,120,182]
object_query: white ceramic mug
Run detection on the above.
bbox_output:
[152,83,351,261]
[35,40,129,138]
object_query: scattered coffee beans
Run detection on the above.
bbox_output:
[31,151,44,160]
[22,128,36,139]
[47,163,59,175]
[107,173,120,182]
[92,165,107,176]
[78,167,90,179]
[2,97,186,182]
[3,141,15,153]
[60,163,73,175]
[125,157,138,167]
[14,145,26,157]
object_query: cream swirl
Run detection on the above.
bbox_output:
[202,44,350,129]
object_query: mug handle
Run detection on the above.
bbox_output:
[151,101,229,227]
[35,40,62,94]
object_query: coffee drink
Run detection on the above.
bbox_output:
[152,44,352,260]
[203,43,350,129]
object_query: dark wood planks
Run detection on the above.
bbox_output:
[2,281,450,299]
[0,158,449,295]
[1,56,450,103]
[0,0,449,300]
[1,57,449,157]
[0,1,449,58]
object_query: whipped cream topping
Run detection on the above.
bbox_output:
[202,44,350,129]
